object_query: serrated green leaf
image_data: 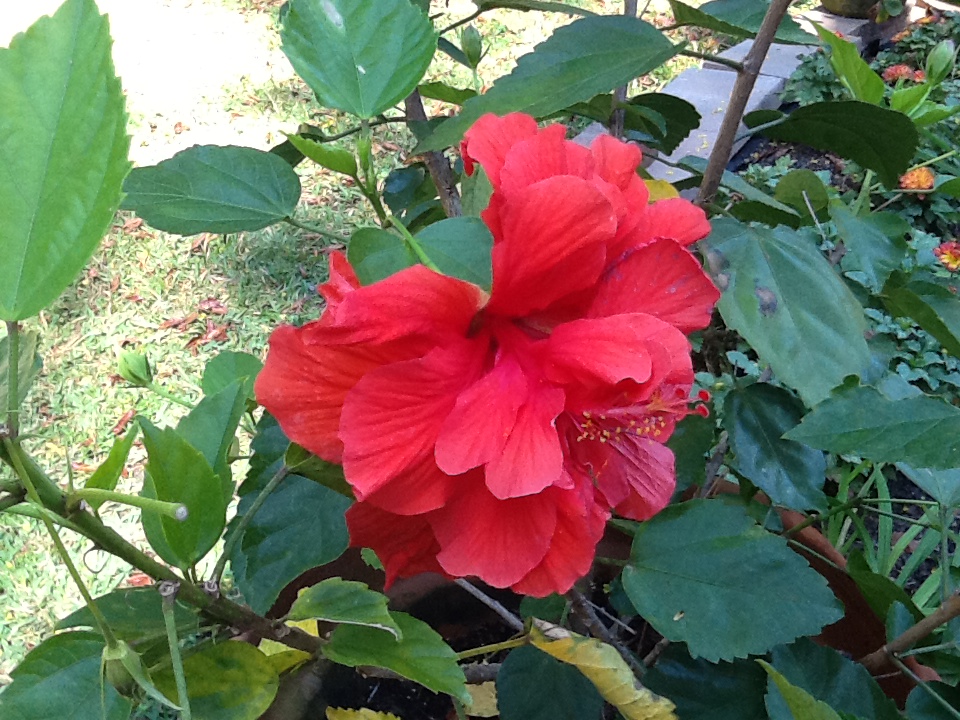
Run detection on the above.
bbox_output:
[833,205,909,293]
[622,500,842,661]
[415,217,493,289]
[813,23,884,103]
[668,0,815,44]
[285,134,357,177]
[705,219,871,406]
[775,170,829,220]
[417,16,679,152]
[759,661,843,720]
[785,385,960,470]
[629,94,701,154]
[325,612,470,702]
[906,681,960,719]
[57,587,200,642]
[154,642,279,720]
[666,413,715,493]
[288,578,401,638]
[280,0,437,118]
[140,418,227,570]
[898,463,960,508]
[0,330,42,412]
[883,270,960,359]
[0,0,130,320]
[84,423,140,496]
[177,381,246,496]
[461,167,494,217]
[0,632,130,720]
[725,383,827,511]
[348,227,418,285]
[201,350,263,401]
[497,645,604,720]
[754,102,917,188]
[121,145,301,235]
[284,446,354,498]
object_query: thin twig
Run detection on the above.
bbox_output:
[568,588,646,677]
[455,579,524,632]
[698,432,729,498]
[643,637,670,667]
[611,0,639,138]
[887,654,960,719]
[861,591,960,673]
[405,89,462,217]
[680,49,745,72]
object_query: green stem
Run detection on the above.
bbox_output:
[941,505,952,601]
[783,496,863,538]
[283,217,345,243]
[212,464,290,583]
[387,216,441,272]
[358,120,388,226]
[146,382,194,409]
[70,488,187,520]
[680,49,744,72]
[160,583,192,720]
[888,654,960,720]
[456,637,527,661]
[899,640,958,657]
[853,169,875,214]
[861,505,936,529]
[5,321,19,437]
[913,149,958,169]
[440,8,482,34]
[0,491,25,513]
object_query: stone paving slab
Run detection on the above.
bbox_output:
[796,9,871,48]
[705,40,820,79]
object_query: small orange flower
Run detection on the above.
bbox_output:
[934,241,960,272]
[914,69,927,82]
[891,29,911,42]
[900,166,936,191]
[883,64,917,82]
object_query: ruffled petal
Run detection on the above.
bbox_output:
[362,453,460,515]
[484,383,566,499]
[512,484,610,597]
[347,503,447,588]
[498,125,594,196]
[431,474,558,587]
[461,113,539,186]
[619,197,711,251]
[543,315,655,387]
[340,339,486,501]
[317,250,360,316]
[589,134,646,197]
[487,176,615,317]
[590,240,720,333]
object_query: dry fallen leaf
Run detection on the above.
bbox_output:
[112,409,137,436]
[326,709,401,720]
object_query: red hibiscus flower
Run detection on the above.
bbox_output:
[256,113,719,596]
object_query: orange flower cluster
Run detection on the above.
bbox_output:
[891,29,911,42]
[899,167,936,191]
[882,64,923,82]
[934,241,960,272]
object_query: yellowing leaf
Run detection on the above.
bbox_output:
[466,681,499,717]
[644,179,680,201]
[326,709,401,720]
[288,618,319,636]
[264,649,311,676]
[530,620,677,720]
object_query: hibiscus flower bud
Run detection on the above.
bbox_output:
[460,25,484,69]
[117,351,153,387]
[925,40,957,86]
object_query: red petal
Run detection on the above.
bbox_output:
[512,484,610,597]
[590,240,720,333]
[487,176,615,317]
[340,339,486,501]
[431,475,558,587]
[362,453,459,515]
[318,251,360,312]
[620,197,711,250]
[585,436,676,520]
[498,125,594,196]
[461,113,539,186]
[543,315,655,387]
[434,357,526,476]
[589,134,646,196]
[485,383,566,499]
[347,503,447,588]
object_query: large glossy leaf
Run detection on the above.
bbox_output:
[177,381,246,496]
[667,414,715,493]
[0,0,129,320]
[760,662,844,720]
[57,587,199,642]
[764,640,902,720]
[497,645,605,720]
[813,24,884,104]
[832,205,909,293]
[622,500,842,661]
[417,16,679,152]
[668,0,815,44]
[644,644,769,720]
[201,350,263,401]
[883,270,960,359]
[347,227,418,285]
[725,383,827,511]
[755,102,917,188]
[84,422,139,496]
[705,219,871,406]
[416,217,493,290]
[0,330,42,411]
[0,632,130,720]
[140,418,228,570]
[285,134,357,177]
[324,612,470,702]
[121,145,302,235]
[785,385,960,470]
[154,642,279,720]
[288,578,401,639]
[280,0,437,118]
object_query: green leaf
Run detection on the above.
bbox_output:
[476,0,597,13]
[0,0,130,321]
[622,500,842,661]
[154,642,279,720]
[0,330,42,411]
[416,217,493,289]
[57,587,200,642]
[937,177,960,198]
[285,445,354,498]
[285,134,357,177]
[417,16,679,152]
[628,94,701,155]
[668,0,815,44]
[348,227,418,285]
[774,170,829,220]
[497,645,604,720]
[288,578,401,638]
[813,24,884,104]
[0,632,131,720]
[899,463,960,508]
[644,644,769,720]
[725,383,827,511]
[84,422,140,496]
[681,156,799,215]
[846,551,924,623]
[177,381,247,496]
[418,81,477,105]
[759,661,843,720]
[882,270,960,359]
[666,413,715,493]
[764,640,902,720]
[324,611,470,703]
[785,384,960,470]
[754,102,918,188]
[906,681,960,719]
[280,0,437,119]
[704,219,871,406]
[833,205,909,293]
[121,145,302,235]
[201,350,263,401]
[461,167,493,217]
[519,594,567,622]
[140,418,227,570]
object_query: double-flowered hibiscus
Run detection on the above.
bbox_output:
[256,113,719,596]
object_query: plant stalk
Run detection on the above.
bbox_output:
[69,488,187,520]
[387,216,442,273]
[405,89,462,217]
[5,321,19,437]
[160,582,193,720]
